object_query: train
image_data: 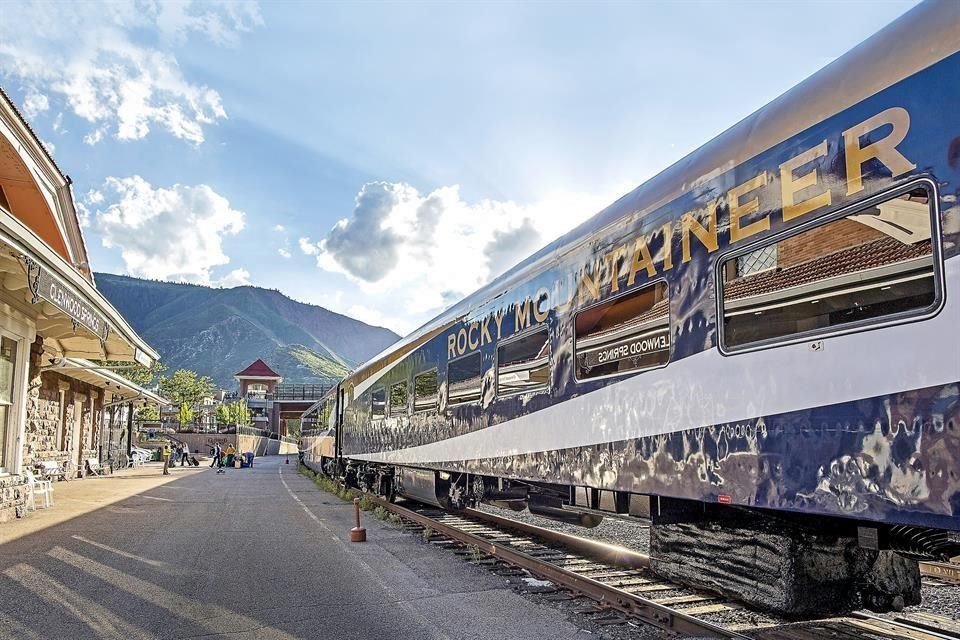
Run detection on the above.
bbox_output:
[302,0,960,587]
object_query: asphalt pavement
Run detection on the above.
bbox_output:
[0,456,586,639]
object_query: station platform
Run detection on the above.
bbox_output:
[0,456,587,639]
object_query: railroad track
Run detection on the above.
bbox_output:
[920,560,960,586]
[363,494,960,640]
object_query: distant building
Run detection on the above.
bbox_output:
[232,359,330,437]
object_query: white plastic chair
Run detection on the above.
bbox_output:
[24,469,54,510]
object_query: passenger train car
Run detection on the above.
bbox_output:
[303,1,960,553]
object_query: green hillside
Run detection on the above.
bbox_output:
[94,273,399,387]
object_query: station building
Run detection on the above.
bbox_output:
[0,88,161,522]
[232,359,329,437]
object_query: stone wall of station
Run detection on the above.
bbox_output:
[21,337,103,476]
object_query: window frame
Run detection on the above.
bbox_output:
[715,178,944,355]
[389,380,409,417]
[495,325,551,398]
[445,351,483,407]
[413,368,439,414]
[572,277,672,384]
[0,328,28,476]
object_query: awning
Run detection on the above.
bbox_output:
[48,358,168,407]
[0,203,158,366]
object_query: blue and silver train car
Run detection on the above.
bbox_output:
[303,1,959,547]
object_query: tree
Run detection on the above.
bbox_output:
[229,399,251,427]
[159,369,215,407]
[136,405,160,422]
[94,359,167,387]
[215,403,231,425]
[177,402,194,427]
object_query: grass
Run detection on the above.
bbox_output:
[298,464,402,526]
[298,465,353,501]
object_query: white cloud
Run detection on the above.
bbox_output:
[299,237,320,256]
[22,89,49,119]
[40,139,55,155]
[278,248,291,259]
[0,1,261,144]
[219,268,252,287]
[93,175,245,284]
[305,181,621,333]
[272,224,285,232]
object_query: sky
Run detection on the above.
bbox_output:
[0,0,920,335]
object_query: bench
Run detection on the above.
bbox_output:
[37,460,66,481]
[84,458,105,476]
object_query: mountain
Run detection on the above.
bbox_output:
[94,273,400,388]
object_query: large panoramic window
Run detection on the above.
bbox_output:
[721,185,938,349]
[414,369,438,413]
[497,327,550,396]
[0,336,18,473]
[371,386,386,418]
[389,381,408,416]
[246,382,268,399]
[575,281,670,380]
[447,352,481,406]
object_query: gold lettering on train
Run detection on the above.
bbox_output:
[577,265,601,306]
[627,236,656,286]
[843,106,915,195]
[480,317,492,344]
[447,291,551,359]
[444,105,917,357]
[780,140,831,221]
[681,200,719,263]
[494,309,506,339]
[661,223,673,271]
[728,172,770,242]
[468,322,479,350]
[516,298,532,332]
[533,288,549,323]
[605,247,625,293]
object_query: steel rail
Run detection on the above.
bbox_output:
[852,612,960,640]
[369,496,749,639]
[462,507,651,569]
[919,560,960,584]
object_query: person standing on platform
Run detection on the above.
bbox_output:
[181,442,190,467]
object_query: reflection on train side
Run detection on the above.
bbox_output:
[497,327,550,395]
[721,185,936,348]
[448,351,482,405]
[414,369,438,413]
[575,281,670,380]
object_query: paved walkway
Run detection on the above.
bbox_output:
[0,456,585,639]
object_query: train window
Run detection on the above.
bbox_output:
[447,352,481,405]
[389,381,408,416]
[497,327,550,395]
[371,386,386,417]
[720,184,938,349]
[414,369,438,413]
[574,281,670,380]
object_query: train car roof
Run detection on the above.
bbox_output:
[349,0,960,386]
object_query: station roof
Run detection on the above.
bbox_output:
[234,359,282,380]
[49,358,168,406]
